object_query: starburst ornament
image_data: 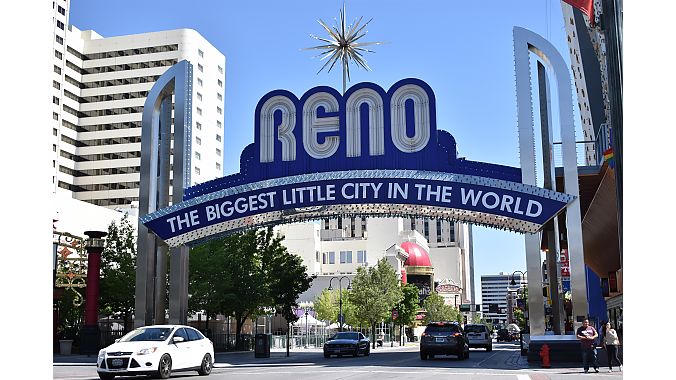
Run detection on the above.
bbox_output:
[305,2,384,94]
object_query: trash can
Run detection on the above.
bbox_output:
[255,333,271,358]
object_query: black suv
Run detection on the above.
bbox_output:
[420,322,469,360]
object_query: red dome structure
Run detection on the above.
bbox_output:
[401,241,432,267]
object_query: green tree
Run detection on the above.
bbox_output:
[99,214,137,331]
[422,292,460,325]
[349,259,403,348]
[314,289,357,327]
[392,283,419,344]
[189,227,314,349]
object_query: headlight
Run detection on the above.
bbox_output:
[98,349,106,358]
[137,347,158,355]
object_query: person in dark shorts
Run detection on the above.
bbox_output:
[576,319,599,373]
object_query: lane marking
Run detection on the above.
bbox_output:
[516,375,531,380]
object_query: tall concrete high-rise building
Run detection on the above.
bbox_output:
[52,0,226,210]
[480,272,526,326]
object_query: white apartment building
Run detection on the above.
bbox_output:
[480,272,527,326]
[277,217,474,307]
[52,0,226,210]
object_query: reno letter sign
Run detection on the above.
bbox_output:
[141,78,574,247]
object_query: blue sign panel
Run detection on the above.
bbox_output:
[141,78,574,247]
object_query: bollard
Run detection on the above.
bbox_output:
[539,344,551,368]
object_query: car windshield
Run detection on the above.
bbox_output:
[333,332,359,340]
[119,327,173,342]
[425,324,460,333]
[464,325,486,333]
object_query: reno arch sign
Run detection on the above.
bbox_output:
[140,77,574,247]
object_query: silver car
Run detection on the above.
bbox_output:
[464,324,492,351]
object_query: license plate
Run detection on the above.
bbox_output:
[111,359,123,367]
[435,338,445,342]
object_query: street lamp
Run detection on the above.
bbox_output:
[328,276,352,332]
[299,301,314,348]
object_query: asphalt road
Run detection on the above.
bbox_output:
[52,342,624,380]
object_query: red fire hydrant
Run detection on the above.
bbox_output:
[539,344,551,368]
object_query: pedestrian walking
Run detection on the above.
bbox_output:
[576,319,599,373]
[602,322,622,372]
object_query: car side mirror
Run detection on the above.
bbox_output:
[172,336,185,343]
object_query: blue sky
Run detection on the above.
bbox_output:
[70,0,576,302]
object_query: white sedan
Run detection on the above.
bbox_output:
[97,324,214,379]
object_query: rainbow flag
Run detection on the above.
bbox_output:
[603,147,615,169]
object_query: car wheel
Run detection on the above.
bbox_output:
[420,351,427,360]
[156,353,172,379]
[98,373,115,380]
[197,353,213,376]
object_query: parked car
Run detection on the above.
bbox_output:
[464,323,492,351]
[323,331,371,358]
[96,324,214,380]
[420,322,469,360]
[496,328,512,342]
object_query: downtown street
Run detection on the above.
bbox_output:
[53,341,622,380]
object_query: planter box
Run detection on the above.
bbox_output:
[59,339,73,355]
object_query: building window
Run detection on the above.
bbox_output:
[55,50,63,59]
[53,96,60,105]
[357,250,366,264]
[436,219,442,243]
[322,252,327,264]
[58,5,65,15]
[196,92,202,101]
[410,218,415,231]
[53,128,58,136]
[56,20,64,30]
[195,137,201,145]
[328,251,335,264]
[449,223,455,243]
[217,79,223,87]
[195,167,200,175]
[337,217,342,230]
[54,65,61,74]
[340,251,352,264]
[216,148,221,156]
[53,112,59,121]
[196,107,202,115]
[53,80,61,90]
[217,93,222,101]
[195,122,202,130]
[197,63,203,72]
[216,106,222,115]
[198,49,204,57]
[197,78,203,87]
[217,65,223,74]
[216,134,221,142]
[216,162,221,171]
[195,152,201,160]
[323,219,329,230]
[56,35,63,45]
[216,120,222,128]
[424,219,429,239]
